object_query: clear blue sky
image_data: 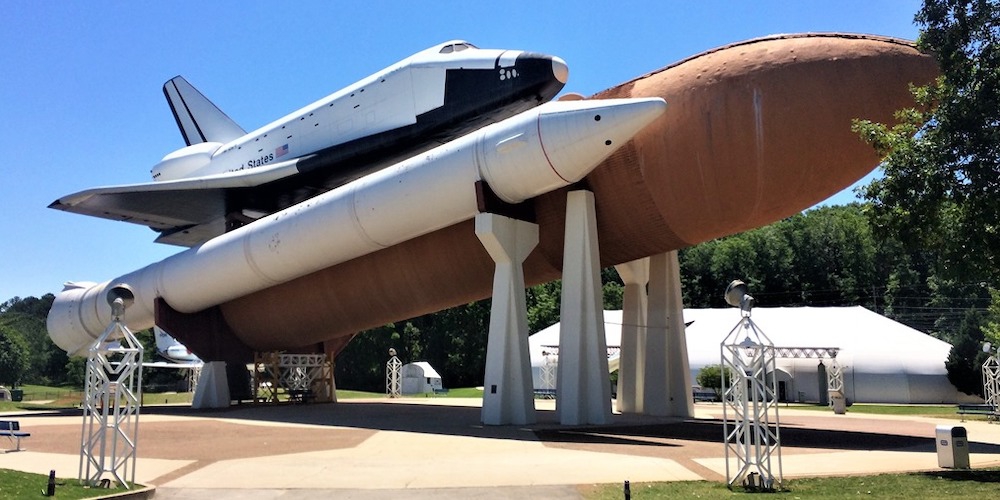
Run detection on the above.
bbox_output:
[0,1,922,301]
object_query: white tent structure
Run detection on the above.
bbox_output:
[529,306,978,404]
[401,361,444,395]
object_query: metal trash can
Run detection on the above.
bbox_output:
[829,390,846,415]
[936,425,970,468]
[10,389,23,402]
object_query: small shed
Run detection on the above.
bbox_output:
[401,362,444,395]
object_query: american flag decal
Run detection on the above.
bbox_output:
[275,144,289,158]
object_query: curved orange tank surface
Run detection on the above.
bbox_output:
[217,34,939,353]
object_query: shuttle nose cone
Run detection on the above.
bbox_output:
[539,97,666,183]
[551,56,569,84]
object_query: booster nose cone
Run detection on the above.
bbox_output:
[551,56,569,84]
[538,97,666,183]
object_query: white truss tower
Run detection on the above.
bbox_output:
[540,351,558,394]
[721,312,782,491]
[827,359,845,394]
[386,354,402,398]
[79,293,143,489]
[253,352,336,403]
[983,354,999,419]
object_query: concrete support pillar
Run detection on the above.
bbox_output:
[642,251,694,417]
[557,190,612,425]
[475,212,538,425]
[614,258,649,414]
[192,361,230,409]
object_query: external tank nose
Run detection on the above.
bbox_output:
[551,56,569,84]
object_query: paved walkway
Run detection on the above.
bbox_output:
[2,399,999,498]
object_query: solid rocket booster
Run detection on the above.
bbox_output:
[48,97,667,354]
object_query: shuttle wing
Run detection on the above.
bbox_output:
[49,158,303,246]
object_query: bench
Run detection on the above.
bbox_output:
[287,389,315,404]
[957,404,998,422]
[0,421,29,451]
[432,388,449,396]
[533,388,557,399]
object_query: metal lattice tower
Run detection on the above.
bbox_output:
[386,349,402,398]
[827,359,844,394]
[540,351,558,395]
[721,312,782,491]
[983,354,999,421]
[79,287,143,489]
[771,347,843,407]
[253,352,336,403]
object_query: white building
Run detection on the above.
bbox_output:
[529,306,978,404]
[401,361,444,395]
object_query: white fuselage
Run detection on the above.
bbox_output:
[151,43,530,183]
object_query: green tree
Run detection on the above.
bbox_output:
[945,308,989,396]
[854,0,1000,284]
[679,205,881,310]
[0,295,66,385]
[696,364,729,398]
[0,324,29,387]
[851,0,1000,388]
[335,323,403,392]
[983,288,1000,347]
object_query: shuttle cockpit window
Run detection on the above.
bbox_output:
[439,42,477,54]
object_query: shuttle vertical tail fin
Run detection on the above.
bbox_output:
[163,76,246,146]
[154,326,180,352]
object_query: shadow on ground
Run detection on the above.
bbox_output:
[16,401,1000,456]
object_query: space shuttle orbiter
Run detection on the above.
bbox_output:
[49,41,568,246]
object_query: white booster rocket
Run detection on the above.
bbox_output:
[48,97,666,354]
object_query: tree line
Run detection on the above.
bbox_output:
[0,294,185,392]
[4,203,993,395]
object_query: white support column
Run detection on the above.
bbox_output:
[476,212,538,425]
[557,190,612,425]
[643,251,694,417]
[614,258,649,414]
[192,361,230,409]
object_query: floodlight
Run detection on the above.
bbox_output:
[388,347,397,357]
[985,342,993,354]
[724,280,756,314]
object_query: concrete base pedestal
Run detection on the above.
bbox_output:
[615,258,649,414]
[476,213,538,426]
[192,361,231,409]
[556,191,612,425]
[642,251,694,418]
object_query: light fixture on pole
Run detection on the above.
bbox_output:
[386,348,402,398]
[725,279,756,316]
[720,279,782,492]
[80,284,144,490]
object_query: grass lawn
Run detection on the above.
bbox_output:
[0,469,143,500]
[785,403,982,419]
[335,389,384,399]
[336,387,484,398]
[583,468,1000,499]
[1,385,486,410]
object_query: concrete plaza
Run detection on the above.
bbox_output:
[2,399,999,498]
